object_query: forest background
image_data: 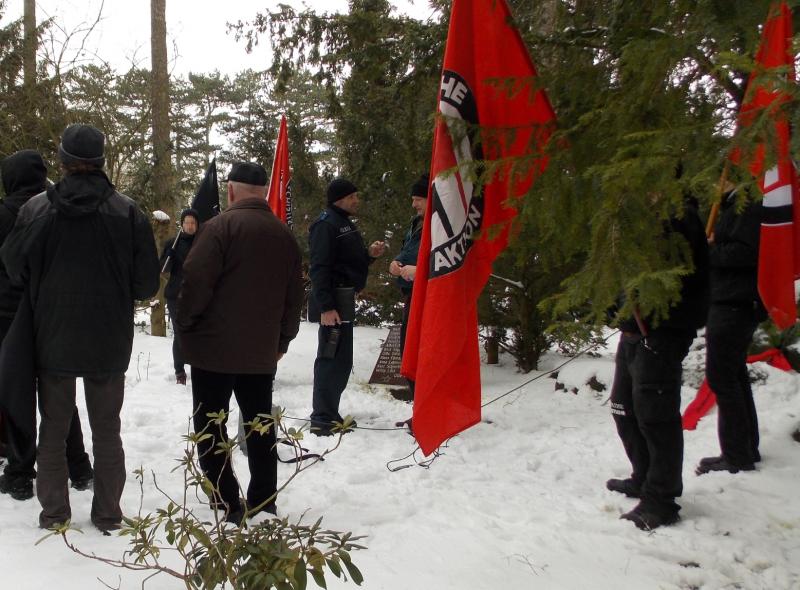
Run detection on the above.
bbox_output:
[0,0,798,371]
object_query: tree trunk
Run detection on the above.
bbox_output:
[485,328,499,365]
[23,0,36,89]
[150,0,173,337]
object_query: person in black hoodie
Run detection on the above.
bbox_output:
[0,125,160,532]
[607,195,709,530]
[160,208,199,385]
[696,181,765,475]
[0,150,94,501]
[308,178,386,435]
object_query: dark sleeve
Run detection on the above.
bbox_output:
[132,209,160,300]
[710,202,760,269]
[176,223,224,331]
[279,236,304,354]
[0,203,43,287]
[308,221,337,313]
[158,236,173,272]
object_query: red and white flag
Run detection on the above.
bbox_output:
[742,2,799,329]
[401,0,556,455]
[267,115,293,227]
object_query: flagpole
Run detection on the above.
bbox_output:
[705,161,731,238]
[161,229,183,273]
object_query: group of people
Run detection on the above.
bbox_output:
[0,121,429,530]
[0,122,770,535]
[607,172,766,531]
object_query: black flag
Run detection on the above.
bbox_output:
[191,159,220,222]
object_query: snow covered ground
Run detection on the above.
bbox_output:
[1,323,799,590]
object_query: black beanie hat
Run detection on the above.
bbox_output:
[410,173,430,198]
[180,208,199,224]
[1,149,48,197]
[58,124,105,168]
[227,161,268,186]
[327,177,358,204]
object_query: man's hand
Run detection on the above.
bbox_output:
[321,309,341,326]
[369,241,387,258]
[389,260,403,276]
[400,264,416,281]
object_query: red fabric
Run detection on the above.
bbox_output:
[739,2,799,330]
[401,0,556,455]
[267,115,293,226]
[682,347,793,430]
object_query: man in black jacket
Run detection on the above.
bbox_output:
[607,197,709,530]
[0,125,160,531]
[0,150,93,501]
[308,178,386,435]
[696,184,765,475]
[160,208,199,385]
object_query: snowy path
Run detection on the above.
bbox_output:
[0,323,798,589]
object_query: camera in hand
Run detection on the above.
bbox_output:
[321,326,341,359]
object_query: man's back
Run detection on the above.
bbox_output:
[178,198,303,375]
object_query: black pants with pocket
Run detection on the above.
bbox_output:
[310,322,354,430]
[610,329,694,516]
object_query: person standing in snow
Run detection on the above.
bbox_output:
[177,162,303,524]
[0,150,94,502]
[388,173,428,399]
[607,193,708,530]
[308,178,387,436]
[696,180,765,475]
[0,125,160,532]
[160,208,199,385]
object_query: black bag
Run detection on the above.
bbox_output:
[308,287,356,323]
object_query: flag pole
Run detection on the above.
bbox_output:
[160,229,183,273]
[706,161,731,238]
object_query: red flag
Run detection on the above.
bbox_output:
[741,2,799,329]
[401,0,556,455]
[267,115,293,227]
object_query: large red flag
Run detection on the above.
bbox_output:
[267,115,293,227]
[743,2,799,329]
[401,0,556,455]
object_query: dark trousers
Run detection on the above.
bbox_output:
[311,322,354,428]
[167,298,186,375]
[399,293,415,397]
[37,373,125,529]
[705,303,760,465]
[0,316,90,481]
[610,330,693,516]
[191,367,277,512]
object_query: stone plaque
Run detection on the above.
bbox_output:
[368,325,408,386]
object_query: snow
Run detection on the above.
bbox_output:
[152,210,170,222]
[1,322,799,589]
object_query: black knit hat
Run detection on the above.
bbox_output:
[58,124,105,168]
[1,150,48,196]
[180,208,199,224]
[327,177,358,204]
[410,173,430,198]
[227,162,268,186]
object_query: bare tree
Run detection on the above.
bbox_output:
[150,0,174,337]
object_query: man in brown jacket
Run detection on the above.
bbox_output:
[177,162,303,524]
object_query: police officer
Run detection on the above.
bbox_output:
[607,195,708,530]
[388,173,428,398]
[308,178,386,435]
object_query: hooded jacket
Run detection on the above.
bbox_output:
[0,150,48,319]
[0,170,160,376]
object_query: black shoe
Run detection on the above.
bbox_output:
[606,478,641,498]
[93,520,122,536]
[224,507,246,526]
[0,473,33,501]
[699,453,760,467]
[176,372,187,385]
[695,456,755,475]
[70,469,94,491]
[621,506,680,531]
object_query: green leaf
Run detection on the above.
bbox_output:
[310,568,327,590]
[342,558,364,586]
[293,560,308,590]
